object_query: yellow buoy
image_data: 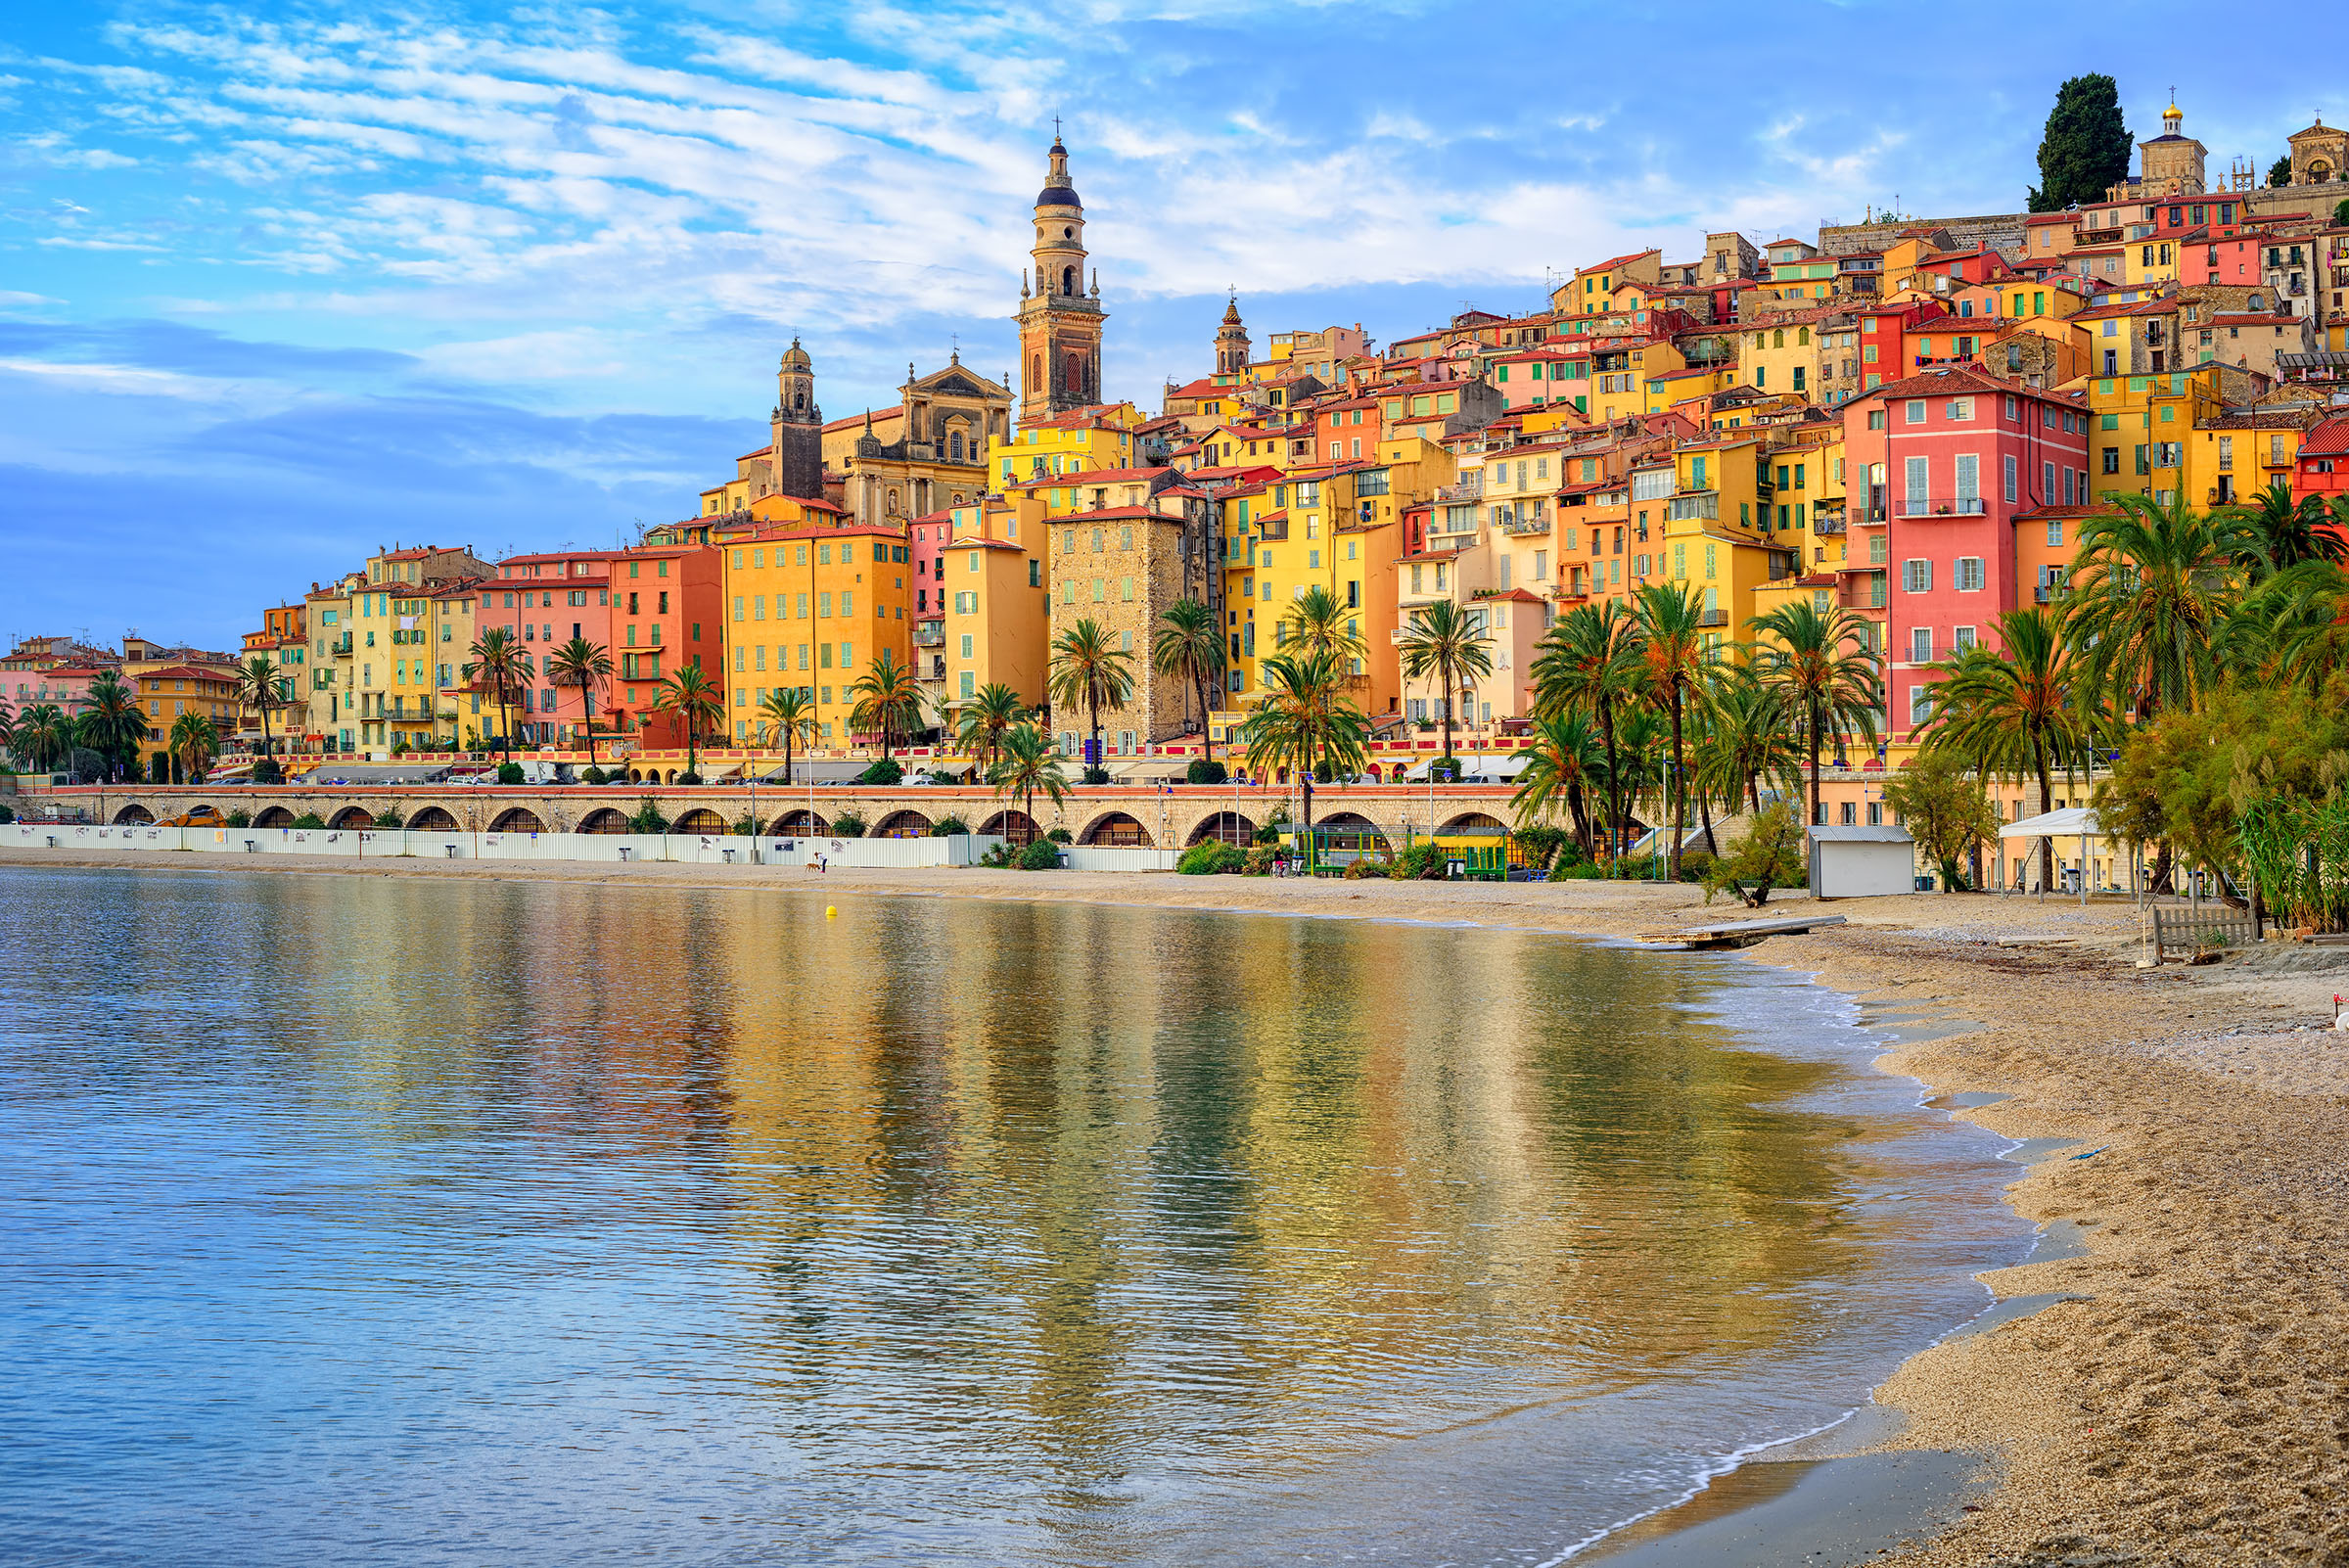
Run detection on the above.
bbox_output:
[825,905,837,919]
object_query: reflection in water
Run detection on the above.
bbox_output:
[0,869,2026,1565]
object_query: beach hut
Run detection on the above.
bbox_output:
[1807,824,1916,899]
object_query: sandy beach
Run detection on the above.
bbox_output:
[9,845,2348,1564]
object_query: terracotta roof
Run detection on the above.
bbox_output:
[1475,588,1547,604]
[2300,417,2349,458]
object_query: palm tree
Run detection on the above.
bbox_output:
[1747,599,1882,829]
[0,700,14,761]
[1632,581,1715,879]
[2225,561,2349,699]
[2062,489,2250,721]
[234,654,284,761]
[987,720,1070,840]
[77,669,146,781]
[1918,608,2096,891]
[2226,479,2347,576]
[1275,584,1369,663]
[1396,599,1495,768]
[1693,669,1803,816]
[1152,598,1224,756]
[652,661,724,778]
[463,626,526,758]
[1509,709,1603,855]
[953,682,1028,776]
[1238,650,1369,865]
[847,649,926,761]
[12,703,72,774]
[1531,601,1647,862]
[1046,618,1135,777]
[544,637,613,766]
[169,712,220,784]
[758,687,818,785]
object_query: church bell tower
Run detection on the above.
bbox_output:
[1016,134,1105,419]
[1216,295,1251,377]
[769,336,823,499]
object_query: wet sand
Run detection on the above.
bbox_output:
[9,846,2349,1564]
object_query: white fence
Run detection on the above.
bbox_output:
[0,822,1009,869]
[1058,845,1181,873]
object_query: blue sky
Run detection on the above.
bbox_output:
[1,1,2336,649]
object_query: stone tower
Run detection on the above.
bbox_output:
[1215,295,1251,377]
[770,337,824,499]
[2139,97,2207,197]
[1016,136,1105,419]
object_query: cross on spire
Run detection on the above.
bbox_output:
[1052,115,1062,141]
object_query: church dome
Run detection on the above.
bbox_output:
[1035,136,1082,208]
[780,336,811,371]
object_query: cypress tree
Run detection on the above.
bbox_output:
[2026,75,2132,212]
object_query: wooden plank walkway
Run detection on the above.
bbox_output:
[1654,914,1848,950]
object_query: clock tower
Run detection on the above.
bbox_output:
[1016,135,1105,419]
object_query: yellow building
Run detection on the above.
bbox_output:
[720,523,912,747]
[988,401,1150,488]
[943,500,1051,713]
[350,579,477,753]
[2085,365,2231,505]
[135,664,242,775]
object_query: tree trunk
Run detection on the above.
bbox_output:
[2033,739,2054,891]
[1600,697,1624,867]
[1807,694,1822,830]
[1667,687,1685,880]
[1567,781,1591,855]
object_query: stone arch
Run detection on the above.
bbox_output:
[1080,810,1153,847]
[981,808,1038,845]
[873,808,933,839]
[672,807,725,835]
[329,806,375,831]
[489,807,544,834]
[1314,811,1389,853]
[253,806,295,829]
[112,803,155,825]
[1437,810,1507,837]
[408,806,460,832]
[770,807,827,835]
[1187,810,1257,847]
[578,807,631,834]
[624,767,643,783]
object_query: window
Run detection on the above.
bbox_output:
[1945,397,1973,422]
[1956,557,1985,592]
[1910,627,1933,663]
[2003,454,2018,503]
[1910,686,1935,725]
[1902,558,1933,593]
[1954,625,1977,653]
[2102,447,2120,475]
[1904,399,1925,425]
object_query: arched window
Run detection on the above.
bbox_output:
[949,430,963,461]
[1062,264,1076,296]
[1773,329,1784,348]
[793,391,806,409]
[1032,352,1042,391]
[1797,326,1810,346]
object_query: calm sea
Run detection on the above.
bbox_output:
[0,867,2027,1565]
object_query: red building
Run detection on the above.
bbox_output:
[1856,300,1949,392]
[608,542,723,746]
[468,550,625,747]
[2179,228,2267,288]
[2297,415,2349,504]
[1842,368,2091,742]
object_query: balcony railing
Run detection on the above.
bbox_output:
[1897,496,1988,517]
[1699,609,1728,627]
[1434,478,1483,501]
[912,625,945,647]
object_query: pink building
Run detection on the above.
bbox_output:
[1842,368,2091,745]
[472,550,622,746]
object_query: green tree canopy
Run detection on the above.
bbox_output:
[2027,74,2131,212]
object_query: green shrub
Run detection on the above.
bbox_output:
[1548,857,1606,880]
[1177,841,1245,875]
[856,757,903,785]
[1046,826,1073,844]
[731,813,759,836]
[831,811,867,837]
[1242,845,1276,876]
[1677,849,1715,884]
[979,841,1016,867]
[1186,758,1228,784]
[252,757,283,785]
[1514,824,1566,870]
[1428,756,1461,783]
[373,809,404,830]
[0,805,16,824]
[224,809,253,828]
[1343,854,1387,880]
[1700,803,1807,907]
[288,811,327,830]
[628,798,670,835]
[676,769,704,786]
[1082,765,1110,785]
[496,761,525,785]
[1395,842,1449,880]
[581,765,607,785]
[929,815,971,837]
[1017,838,1062,870]
[149,754,170,784]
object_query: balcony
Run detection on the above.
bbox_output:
[912,623,945,648]
[1497,514,1551,536]
[1896,496,1989,517]
[1434,477,1483,502]
[1699,608,1728,627]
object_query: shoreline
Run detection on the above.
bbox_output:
[9,847,2346,1564]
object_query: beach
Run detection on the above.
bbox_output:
[8,846,2347,1564]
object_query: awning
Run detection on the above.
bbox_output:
[1103,759,1192,783]
[295,762,454,785]
[1999,807,2102,839]
[758,760,870,784]
[1398,754,1532,783]
[1808,825,1915,843]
